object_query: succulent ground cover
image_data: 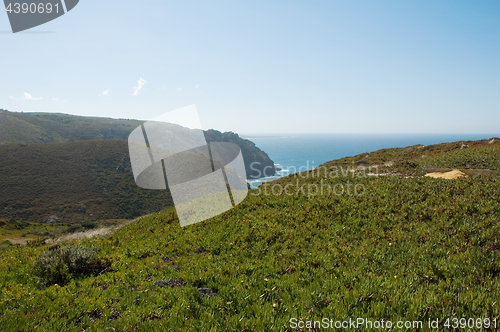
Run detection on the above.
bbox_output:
[1,139,499,331]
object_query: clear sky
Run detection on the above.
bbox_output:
[1,0,499,134]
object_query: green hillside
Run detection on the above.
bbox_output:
[0,139,173,225]
[0,109,143,143]
[320,137,500,178]
[0,109,276,177]
[1,139,499,331]
[0,110,277,227]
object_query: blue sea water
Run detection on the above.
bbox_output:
[242,134,500,189]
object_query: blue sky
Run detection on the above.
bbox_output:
[1,0,499,134]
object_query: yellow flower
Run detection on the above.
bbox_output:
[264,278,268,282]
[272,303,277,307]
[394,275,397,279]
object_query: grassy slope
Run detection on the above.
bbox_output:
[321,137,500,177]
[0,140,173,224]
[0,139,500,331]
[0,110,143,143]
[0,112,276,224]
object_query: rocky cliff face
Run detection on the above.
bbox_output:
[203,129,276,179]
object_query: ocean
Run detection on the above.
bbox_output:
[242,133,500,189]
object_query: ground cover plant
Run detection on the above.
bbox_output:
[0,139,499,331]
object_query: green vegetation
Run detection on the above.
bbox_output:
[0,139,499,331]
[0,109,143,144]
[419,146,500,170]
[0,219,124,244]
[33,244,109,287]
[0,110,276,227]
[323,137,500,177]
[0,139,174,224]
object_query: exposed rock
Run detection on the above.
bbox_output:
[109,311,120,321]
[88,309,102,322]
[153,278,185,288]
[204,129,276,179]
[460,144,469,149]
[195,247,207,255]
[43,215,61,224]
[198,287,217,297]
[355,160,369,168]
[153,280,168,287]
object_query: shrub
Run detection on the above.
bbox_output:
[81,221,98,229]
[27,237,47,247]
[66,224,83,233]
[0,240,12,250]
[33,244,108,286]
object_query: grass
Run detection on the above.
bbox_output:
[0,140,499,331]
[419,146,500,170]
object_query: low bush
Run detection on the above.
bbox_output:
[66,224,83,233]
[81,221,98,229]
[33,244,109,286]
[26,238,47,247]
[0,240,12,250]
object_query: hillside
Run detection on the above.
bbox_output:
[0,138,499,331]
[0,139,173,224]
[0,110,277,225]
[0,109,143,143]
[0,109,276,178]
[0,137,274,225]
[319,137,500,177]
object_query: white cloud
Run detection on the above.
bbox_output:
[23,92,42,100]
[9,92,42,101]
[132,77,148,96]
[98,89,110,97]
[195,84,199,88]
